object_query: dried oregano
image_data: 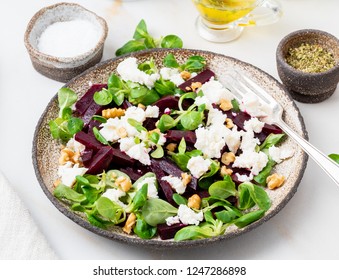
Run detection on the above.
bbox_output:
[286,43,336,73]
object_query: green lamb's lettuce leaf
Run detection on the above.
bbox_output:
[254,158,276,186]
[329,153,339,164]
[260,133,285,150]
[133,214,157,239]
[234,210,265,228]
[95,197,126,224]
[53,184,87,203]
[161,35,183,48]
[162,54,206,72]
[208,176,237,200]
[49,88,83,141]
[174,212,227,241]
[142,198,178,227]
[115,19,183,56]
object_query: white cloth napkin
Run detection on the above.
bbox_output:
[0,171,58,260]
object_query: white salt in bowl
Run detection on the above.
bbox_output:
[24,2,108,82]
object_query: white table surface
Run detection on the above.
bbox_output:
[1,0,339,260]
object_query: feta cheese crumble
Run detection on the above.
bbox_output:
[160,67,185,86]
[240,93,272,118]
[240,130,260,152]
[117,57,160,88]
[187,156,211,178]
[236,173,254,183]
[199,78,233,105]
[101,188,127,208]
[166,204,203,226]
[233,151,268,176]
[162,175,186,194]
[243,117,265,133]
[119,137,136,153]
[57,162,88,187]
[224,126,242,154]
[99,106,147,142]
[165,215,180,226]
[66,138,85,153]
[145,105,160,118]
[177,204,203,225]
[136,176,159,199]
[194,125,229,159]
[268,145,294,164]
[207,107,227,127]
[99,117,122,142]
[125,142,151,166]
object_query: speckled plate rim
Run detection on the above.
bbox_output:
[32,48,308,249]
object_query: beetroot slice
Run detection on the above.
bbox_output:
[86,146,114,175]
[75,131,103,151]
[157,223,187,240]
[119,167,145,181]
[111,147,136,167]
[81,101,104,126]
[255,124,284,143]
[121,100,133,109]
[262,123,283,135]
[166,130,196,145]
[75,84,107,116]
[84,120,101,134]
[152,158,197,191]
[143,118,157,131]
[227,111,251,131]
[152,95,179,113]
[150,160,175,205]
[81,148,95,168]
[154,158,182,177]
[178,69,215,92]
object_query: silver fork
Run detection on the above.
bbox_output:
[226,70,339,187]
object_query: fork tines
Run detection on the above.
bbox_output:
[226,69,272,105]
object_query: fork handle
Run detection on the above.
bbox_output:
[277,119,339,186]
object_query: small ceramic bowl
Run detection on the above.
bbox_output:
[276,29,339,103]
[24,2,108,83]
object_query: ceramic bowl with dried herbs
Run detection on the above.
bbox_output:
[276,29,339,103]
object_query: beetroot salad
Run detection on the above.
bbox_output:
[49,54,293,241]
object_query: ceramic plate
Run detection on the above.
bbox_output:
[32,49,308,248]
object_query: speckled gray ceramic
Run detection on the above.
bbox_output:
[24,2,108,83]
[32,49,308,248]
[276,29,339,103]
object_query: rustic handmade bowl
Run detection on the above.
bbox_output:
[33,49,308,248]
[24,2,108,83]
[276,29,339,103]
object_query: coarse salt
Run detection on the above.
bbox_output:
[38,19,102,57]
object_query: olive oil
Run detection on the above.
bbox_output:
[193,0,257,25]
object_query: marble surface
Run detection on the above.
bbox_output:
[1,0,339,259]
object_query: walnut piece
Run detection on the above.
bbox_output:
[219,99,233,111]
[180,71,191,80]
[266,173,285,190]
[59,148,81,165]
[166,143,177,152]
[191,82,202,92]
[137,103,146,110]
[221,152,236,166]
[181,172,192,186]
[220,166,233,177]
[187,194,201,210]
[117,127,128,138]
[102,108,125,119]
[122,213,136,234]
[225,118,234,129]
[115,176,132,192]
